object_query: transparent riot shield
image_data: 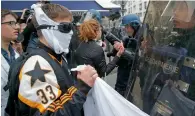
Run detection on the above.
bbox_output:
[125,0,195,115]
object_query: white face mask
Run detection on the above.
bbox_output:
[32,4,73,54]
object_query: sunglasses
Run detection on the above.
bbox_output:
[36,22,73,33]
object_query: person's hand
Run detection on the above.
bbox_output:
[116,45,125,57]
[77,65,98,87]
[11,41,23,54]
[113,41,122,51]
[21,8,29,20]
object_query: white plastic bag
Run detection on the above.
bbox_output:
[84,78,149,116]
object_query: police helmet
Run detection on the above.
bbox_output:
[121,14,141,30]
[77,9,101,25]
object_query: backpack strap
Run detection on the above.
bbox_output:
[5,52,30,116]
[29,49,74,93]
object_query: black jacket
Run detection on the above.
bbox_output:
[75,40,119,77]
[108,36,137,67]
[67,26,82,69]
[69,27,81,52]
[119,36,137,66]
[5,42,90,116]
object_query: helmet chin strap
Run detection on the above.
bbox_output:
[132,26,140,38]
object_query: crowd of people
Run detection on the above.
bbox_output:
[1,0,195,116]
[1,2,132,116]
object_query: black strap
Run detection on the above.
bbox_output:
[36,24,55,30]
[33,49,73,93]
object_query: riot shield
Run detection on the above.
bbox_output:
[125,0,195,115]
[151,81,195,116]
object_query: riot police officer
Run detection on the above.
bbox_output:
[137,0,195,115]
[114,14,141,96]
[160,0,195,101]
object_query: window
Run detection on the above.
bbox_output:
[133,5,136,10]
[143,12,146,16]
[139,3,142,11]
[144,1,147,9]
[137,12,142,17]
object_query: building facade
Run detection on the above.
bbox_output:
[112,0,149,22]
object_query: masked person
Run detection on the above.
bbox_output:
[5,3,98,116]
[114,14,141,96]
[1,9,20,116]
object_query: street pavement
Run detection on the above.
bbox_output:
[104,69,117,88]
[104,51,117,88]
[104,53,143,109]
[105,69,143,110]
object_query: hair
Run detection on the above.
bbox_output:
[1,9,18,22]
[79,19,101,42]
[37,0,50,4]
[32,3,72,37]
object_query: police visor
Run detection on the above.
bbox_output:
[161,0,195,22]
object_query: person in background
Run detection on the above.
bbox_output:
[75,19,124,77]
[68,9,123,72]
[20,1,50,52]
[1,9,20,115]
[11,8,30,54]
[68,9,104,71]
[18,8,29,33]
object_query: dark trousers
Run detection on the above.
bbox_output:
[115,65,131,96]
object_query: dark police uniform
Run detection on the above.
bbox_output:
[115,36,137,96]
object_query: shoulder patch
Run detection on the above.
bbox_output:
[18,55,61,113]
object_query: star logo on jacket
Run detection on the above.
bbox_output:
[25,61,51,87]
